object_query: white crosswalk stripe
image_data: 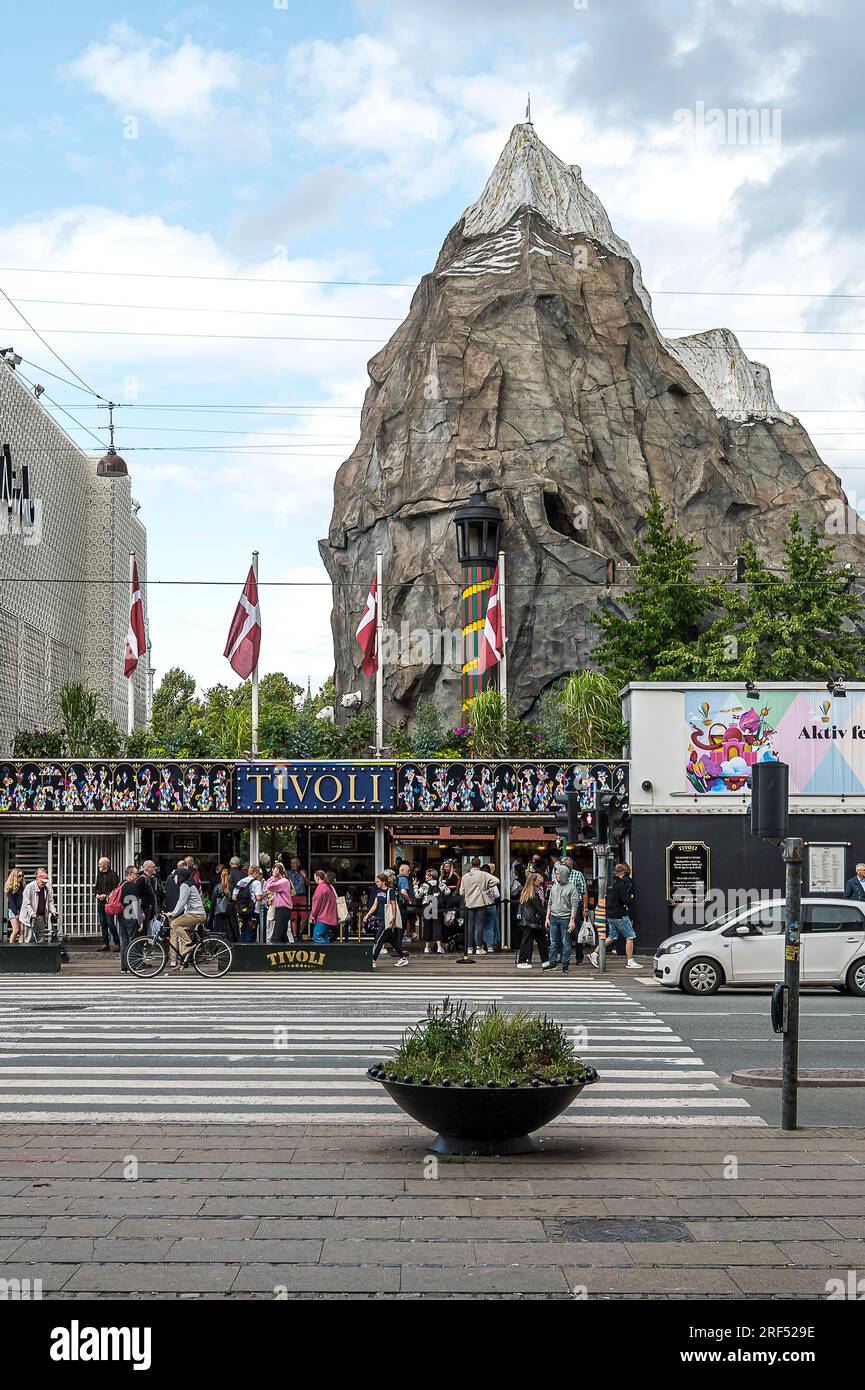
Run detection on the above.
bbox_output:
[0,976,765,1126]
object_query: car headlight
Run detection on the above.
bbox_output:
[658,940,691,955]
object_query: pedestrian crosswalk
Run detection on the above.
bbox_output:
[0,976,765,1126]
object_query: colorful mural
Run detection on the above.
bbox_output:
[396,761,628,816]
[685,689,865,794]
[0,762,234,814]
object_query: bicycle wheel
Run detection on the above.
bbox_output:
[126,935,167,978]
[192,935,233,978]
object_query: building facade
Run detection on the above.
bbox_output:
[624,682,865,950]
[0,358,148,750]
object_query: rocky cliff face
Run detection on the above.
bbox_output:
[320,123,858,726]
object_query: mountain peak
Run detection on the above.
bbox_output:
[463,123,603,242]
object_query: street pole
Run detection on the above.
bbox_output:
[497,549,507,703]
[251,550,259,757]
[596,844,608,972]
[781,836,803,1132]
[375,551,384,754]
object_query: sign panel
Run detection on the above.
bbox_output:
[0,762,233,815]
[685,689,865,795]
[238,763,394,814]
[230,942,372,973]
[665,841,711,905]
[807,844,847,894]
[396,761,628,817]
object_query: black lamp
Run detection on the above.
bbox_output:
[453,486,502,564]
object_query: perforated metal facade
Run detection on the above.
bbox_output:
[0,360,148,751]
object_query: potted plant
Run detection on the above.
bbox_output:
[367,999,599,1155]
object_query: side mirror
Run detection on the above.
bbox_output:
[735,924,751,936]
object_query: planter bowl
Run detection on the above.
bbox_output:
[367,1066,599,1155]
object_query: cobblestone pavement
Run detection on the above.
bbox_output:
[0,1123,863,1298]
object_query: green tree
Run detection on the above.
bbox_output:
[593,490,716,686]
[547,671,629,758]
[656,513,865,681]
[58,682,101,756]
[150,668,209,755]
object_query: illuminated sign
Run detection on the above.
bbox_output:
[237,763,395,814]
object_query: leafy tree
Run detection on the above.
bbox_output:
[90,717,123,758]
[150,668,208,754]
[656,513,865,681]
[12,728,63,758]
[543,672,628,759]
[410,699,447,758]
[593,490,716,686]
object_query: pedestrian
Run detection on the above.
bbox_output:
[286,857,309,940]
[167,867,207,968]
[417,867,446,955]
[396,861,418,942]
[94,856,120,954]
[516,873,548,969]
[4,868,24,944]
[844,863,865,901]
[19,867,57,943]
[309,869,339,943]
[116,861,158,973]
[184,856,202,890]
[510,860,526,900]
[553,853,589,962]
[459,858,499,956]
[265,863,295,943]
[208,864,232,936]
[234,866,263,943]
[163,860,187,915]
[365,873,408,966]
[481,862,501,951]
[542,861,581,974]
[591,862,643,970]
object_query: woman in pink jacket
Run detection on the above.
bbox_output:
[309,870,339,944]
[266,864,295,943]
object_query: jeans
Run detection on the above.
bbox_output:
[98,903,119,947]
[547,915,572,969]
[239,912,257,943]
[118,918,137,971]
[606,915,635,943]
[466,906,487,950]
[518,925,548,964]
[483,905,499,949]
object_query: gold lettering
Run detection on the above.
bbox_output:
[245,773,269,803]
[266,953,278,966]
[297,950,308,963]
[288,774,313,803]
[275,773,287,804]
[313,775,342,804]
[347,773,358,802]
[370,773,381,804]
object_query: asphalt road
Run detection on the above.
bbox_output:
[625,975,865,1125]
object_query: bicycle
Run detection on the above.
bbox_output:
[125,914,233,979]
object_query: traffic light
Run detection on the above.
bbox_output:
[554,789,581,849]
[579,803,598,844]
[594,788,628,847]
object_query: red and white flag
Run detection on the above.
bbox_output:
[477,561,505,674]
[355,571,378,676]
[124,558,147,678]
[224,565,261,680]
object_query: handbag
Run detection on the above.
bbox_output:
[578,921,596,946]
[336,894,349,924]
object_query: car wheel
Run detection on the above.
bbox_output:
[845,958,865,998]
[681,957,724,996]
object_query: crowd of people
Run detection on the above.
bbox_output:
[3,846,640,975]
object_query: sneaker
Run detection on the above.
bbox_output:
[516,962,532,970]
[561,967,569,974]
[588,951,599,969]
[626,959,644,970]
[467,947,474,955]
[436,945,445,954]
[542,961,556,971]
[423,947,431,954]
[395,957,409,967]
[380,948,389,956]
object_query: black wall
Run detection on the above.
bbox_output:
[630,813,863,951]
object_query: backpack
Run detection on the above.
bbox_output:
[105,882,126,916]
[234,881,253,911]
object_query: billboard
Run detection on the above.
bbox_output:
[684,689,865,795]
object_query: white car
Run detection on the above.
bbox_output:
[653,897,865,996]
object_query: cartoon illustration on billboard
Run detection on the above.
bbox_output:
[686,698,779,792]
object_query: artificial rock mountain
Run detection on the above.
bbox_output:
[321,123,859,725]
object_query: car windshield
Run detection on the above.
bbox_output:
[693,899,784,932]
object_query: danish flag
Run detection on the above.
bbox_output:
[224,565,261,680]
[477,561,505,674]
[124,558,147,678]
[355,571,378,676]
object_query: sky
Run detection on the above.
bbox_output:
[2,0,864,696]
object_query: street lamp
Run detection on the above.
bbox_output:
[453,486,502,713]
[96,402,129,478]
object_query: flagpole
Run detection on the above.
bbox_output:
[127,551,135,737]
[251,550,260,756]
[375,551,384,754]
[498,548,507,705]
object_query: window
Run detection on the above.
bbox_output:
[803,905,865,934]
[740,903,786,936]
